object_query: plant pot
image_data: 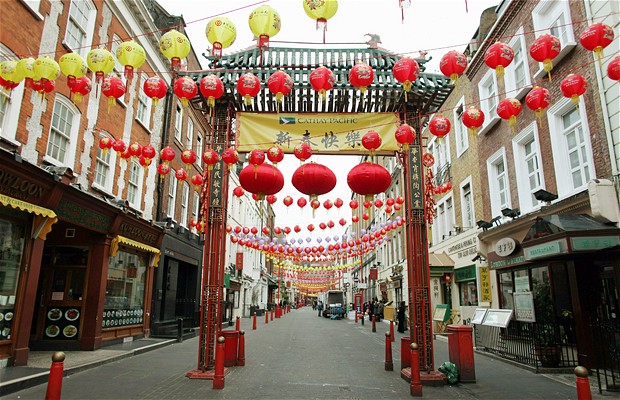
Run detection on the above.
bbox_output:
[534,345,561,367]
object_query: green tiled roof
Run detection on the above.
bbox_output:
[183,46,452,114]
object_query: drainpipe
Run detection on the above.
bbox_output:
[156,84,174,221]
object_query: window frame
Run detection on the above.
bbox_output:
[459,176,475,231]
[180,182,189,228]
[512,122,544,214]
[0,47,25,146]
[167,169,178,221]
[44,95,81,168]
[174,102,183,142]
[505,26,532,100]
[453,96,468,157]
[92,145,117,194]
[433,194,455,244]
[486,147,511,219]
[63,0,96,59]
[196,134,203,169]
[136,73,152,130]
[127,160,143,209]
[478,69,501,135]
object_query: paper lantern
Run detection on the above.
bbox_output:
[181,149,197,169]
[579,22,614,64]
[283,196,293,207]
[129,142,142,158]
[115,40,146,80]
[157,163,171,178]
[237,73,261,106]
[101,76,126,112]
[394,123,415,151]
[238,163,285,200]
[30,78,55,101]
[525,86,551,126]
[461,107,485,137]
[0,75,19,94]
[190,174,203,190]
[59,53,88,88]
[303,0,338,43]
[334,198,343,209]
[175,168,188,182]
[529,34,560,80]
[297,197,307,209]
[113,139,127,155]
[233,186,244,198]
[608,56,620,81]
[362,131,382,156]
[206,17,237,59]
[0,60,24,94]
[392,57,420,96]
[86,48,115,84]
[141,145,156,164]
[484,41,514,87]
[160,146,176,164]
[266,195,278,205]
[497,98,522,129]
[70,75,91,104]
[349,62,374,100]
[294,142,312,162]
[347,162,391,201]
[221,147,239,169]
[16,57,37,88]
[268,70,293,106]
[139,155,152,170]
[428,115,451,139]
[173,76,197,107]
[143,76,168,107]
[120,147,132,162]
[248,5,281,49]
[249,149,266,167]
[159,29,191,71]
[291,162,337,202]
[33,56,60,84]
[560,74,586,106]
[98,137,114,154]
[439,50,468,85]
[267,145,284,165]
[202,149,219,170]
[309,66,335,101]
[199,74,224,108]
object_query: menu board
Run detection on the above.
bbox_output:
[44,307,80,340]
[0,308,15,340]
[102,308,143,328]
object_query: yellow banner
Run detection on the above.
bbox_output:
[236,112,401,154]
[480,267,492,303]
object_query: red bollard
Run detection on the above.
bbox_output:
[265,311,269,324]
[372,315,376,332]
[238,330,246,367]
[575,366,592,400]
[271,309,274,321]
[390,320,395,342]
[355,312,358,323]
[385,332,393,371]
[213,336,225,389]
[235,316,240,331]
[410,343,422,397]
[253,312,257,330]
[45,352,65,400]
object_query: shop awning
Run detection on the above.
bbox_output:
[0,193,57,240]
[429,252,454,267]
[110,235,161,267]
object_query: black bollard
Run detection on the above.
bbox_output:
[177,317,184,343]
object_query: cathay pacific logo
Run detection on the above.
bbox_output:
[279,117,296,124]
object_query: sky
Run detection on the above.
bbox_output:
[156,0,501,236]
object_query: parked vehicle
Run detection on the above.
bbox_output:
[320,290,346,319]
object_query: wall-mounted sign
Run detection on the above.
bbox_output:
[571,236,620,251]
[495,237,518,257]
[235,252,244,270]
[513,292,535,322]
[433,304,451,322]
[479,267,492,302]
[524,239,567,260]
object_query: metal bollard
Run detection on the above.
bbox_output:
[575,366,592,400]
[177,317,184,343]
[361,313,365,325]
[265,310,269,324]
[372,315,376,332]
[213,336,225,389]
[45,352,65,400]
[355,312,358,323]
[385,332,393,371]
[410,343,422,397]
[270,309,274,321]
[235,316,240,331]
[253,312,257,330]
[390,320,395,342]
[238,330,246,367]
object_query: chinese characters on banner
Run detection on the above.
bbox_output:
[479,267,492,302]
[408,145,424,210]
[209,144,225,207]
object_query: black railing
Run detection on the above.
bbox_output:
[474,320,579,371]
[592,319,620,393]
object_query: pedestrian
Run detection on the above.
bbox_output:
[317,301,323,317]
[366,301,374,322]
[313,300,316,310]
[397,301,406,333]
[376,299,384,322]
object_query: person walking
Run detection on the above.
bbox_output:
[397,301,406,333]
[317,301,323,317]
[376,299,384,322]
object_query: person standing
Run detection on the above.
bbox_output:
[317,301,323,317]
[397,301,406,333]
[376,299,384,322]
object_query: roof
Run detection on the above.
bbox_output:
[522,214,620,244]
[428,252,454,267]
[182,46,453,114]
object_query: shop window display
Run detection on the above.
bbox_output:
[459,281,479,306]
[104,246,147,328]
[0,210,26,341]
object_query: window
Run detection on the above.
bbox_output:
[505,27,531,99]
[487,148,510,218]
[110,36,127,90]
[174,102,182,142]
[433,195,454,243]
[136,73,152,128]
[459,281,479,306]
[532,1,576,78]
[499,272,514,309]
[428,136,450,176]
[94,146,116,193]
[127,160,142,208]
[167,169,177,220]
[180,182,189,227]
[46,97,80,167]
[478,70,500,135]
[196,134,203,168]
[460,178,475,230]
[454,98,468,156]
[192,192,200,233]
[64,0,96,58]
[548,98,594,197]
[512,122,544,213]
[0,47,25,144]
[186,118,194,148]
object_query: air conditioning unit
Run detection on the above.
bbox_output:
[588,179,620,224]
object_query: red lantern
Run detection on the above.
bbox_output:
[352,215,359,223]
[429,116,451,139]
[101,76,125,112]
[334,198,343,209]
[266,145,284,165]
[199,75,224,108]
[439,50,468,84]
[560,74,586,106]
[484,41,514,87]
[292,163,337,202]
[374,199,383,208]
[362,131,382,156]
[70,76,91,104]
[497,98,522,129]
[310,200,320,210]
[249,149,265,167]
[608,56,620,81]
[579,22,614,64]
[396,196,404,205]
[294,225,301,233]
[233,186,244,198]
[266,194,277,205]
[129,142,142,158]
[283,196,293,207]
[347,162,392,201]
[236,73,261,106]
[157,163,171,178]
[267,70,293,106]
[143,76,167,107]
[160,146,175,164]
[112,139,126,155]
[349,199,358,210]
[191,174,203,189]
[462,107,485,137]
[349,62,374,100]
[30,78,55,101]
[525,86,551,126]
[294,142,312,162]
[202,149,219,170]
[221,147,239,169]
[307,224,315,232]
[181,149,197,169]
[394,124,415,151]
[362,213,370,221]
[175,168,188,181]
[98,137,114,154]
[173,76,197,107]
[392,57,419,96]
[297,197,307,209]
[339,218,346,227]
[141,145,156,163]
[138,155,152,170]
[363,200,372,209]
[323,199,333,211]
[327,220,334,229]
[309,66,335,101]
[529,34,561,79]
[238,163,284,200]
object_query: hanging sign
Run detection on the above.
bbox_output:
[208,144,225,207]
[369,267,378,280]
[235,252,244,270]
[235,112,400,154]
[479,267,492,302]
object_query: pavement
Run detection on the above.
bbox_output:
[0,306,613,399]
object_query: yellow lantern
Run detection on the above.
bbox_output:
[206,17,237,59]
[159,29,191,71]
[17,57,38,87]
[87,48,115,83]
[248,5,281,49]
[115,40,146,80]
[59,53,88,87]
[303,0,338,43]
[0,60,25,86]
[33,56,60,83]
